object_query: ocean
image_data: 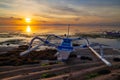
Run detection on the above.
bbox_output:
[0,25,120,34]
[0,25,120,49]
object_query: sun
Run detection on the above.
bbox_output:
[25,18,31,23]
[26,25,31,33]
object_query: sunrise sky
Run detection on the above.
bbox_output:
[0,0,120,26]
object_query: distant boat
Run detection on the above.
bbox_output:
[105,31,120,37]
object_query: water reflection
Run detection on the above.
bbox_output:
[0,26,120,35]
[26,25,31,33]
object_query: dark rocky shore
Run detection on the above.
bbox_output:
[0,45,120,66]
[0,45,57,66]
[0,45,120,80]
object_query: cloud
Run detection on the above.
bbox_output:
[0,17,23,25]
[0,17,22,20]
[0,0,119,18]
[0,0,120,25]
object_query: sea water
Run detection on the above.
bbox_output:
[0,25,120,49]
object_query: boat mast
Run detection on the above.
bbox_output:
[67,24,70,38]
